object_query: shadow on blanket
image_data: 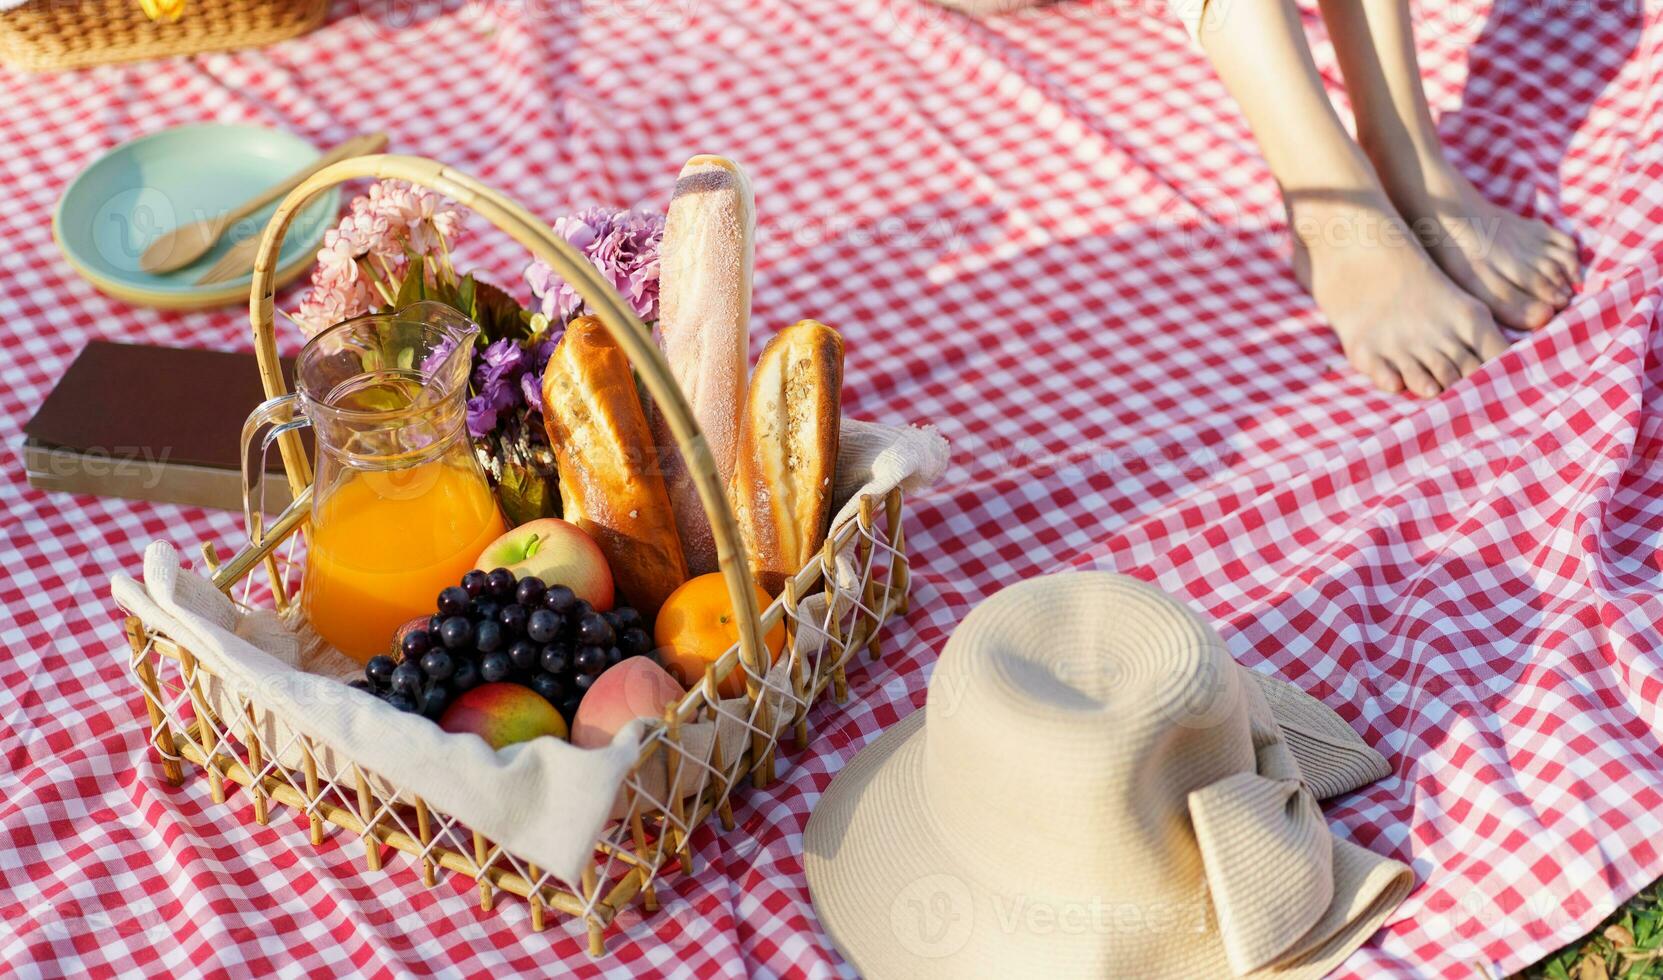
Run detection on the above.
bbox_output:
[1445,0,1643,232]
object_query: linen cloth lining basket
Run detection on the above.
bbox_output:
[116,154,916,955]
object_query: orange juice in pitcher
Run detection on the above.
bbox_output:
[242,303,505,662]
[303,458,505,660]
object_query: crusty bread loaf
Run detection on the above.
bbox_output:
[541,316,687,619]
[651,154,755,576]
[731,320,844,596]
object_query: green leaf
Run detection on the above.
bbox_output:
[458,273,477,321]
[1526,878,1663,979]
[495,457,560,526]
[393,262,426,309]
[470,276,533,344]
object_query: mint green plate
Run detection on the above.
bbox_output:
[53,124,340,310]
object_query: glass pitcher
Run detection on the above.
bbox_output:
[241,302,506,663]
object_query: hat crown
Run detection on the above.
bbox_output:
[922,573,1254,898]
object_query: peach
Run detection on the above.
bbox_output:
[571,657,686,749]
[389,616,429,661]
[476,518,614,611]
[439,682,569,749]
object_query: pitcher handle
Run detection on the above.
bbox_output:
[240,393,310,544]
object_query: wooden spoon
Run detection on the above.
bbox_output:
[139,132,388,275]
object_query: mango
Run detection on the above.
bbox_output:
[439,682,568,748]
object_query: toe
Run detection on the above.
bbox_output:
[1423,349,1463,389]
[1440,257,1541,332]
[1443,342,1483,378]
[1520,296,1557,330]
[1353,352,1404,394]
[1544,225,1579,260]
[1518,262,1571,308]
[1395,357,1443,398]
[1455,304,1510,361]
[1544,239,1583,289]
[1489,243,1568,309]
[1486,275,1557,331]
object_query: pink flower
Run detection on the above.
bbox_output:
[339,204,399,261]
[293,229,376,334]
[295,266,373,337]
[314,228,364,282]
[292,180,469,336]
[364,181,465,257]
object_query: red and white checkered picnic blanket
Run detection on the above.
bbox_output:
[4,0,1662,974]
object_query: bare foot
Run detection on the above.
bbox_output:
[1370,152,1582,332]
[1287,187,1510,397]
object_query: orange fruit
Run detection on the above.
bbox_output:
[653,573,784,698]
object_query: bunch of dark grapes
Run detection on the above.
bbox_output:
[354,567,655,726]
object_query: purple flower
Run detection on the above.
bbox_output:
[425,330,558,441]
[519,339,557,413]
[420,335,459,378]
[466,381,519,438]
[525,206,664,323]
[460,339,525,438]
[465,392,498,438]
[477,338,526,392]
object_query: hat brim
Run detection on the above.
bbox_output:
[804,706,1411,979]
[1242,668,1394,801]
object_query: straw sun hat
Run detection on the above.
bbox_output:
[804,573,1412,978]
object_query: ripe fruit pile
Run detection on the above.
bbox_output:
[354,567,655,725]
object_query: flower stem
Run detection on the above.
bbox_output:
[435,225,455,280]
[359,255,398,306]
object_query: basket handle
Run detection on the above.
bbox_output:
[247,154,770,706]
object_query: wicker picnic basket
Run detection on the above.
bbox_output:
[118,155,911,954]
[0,0,326,72]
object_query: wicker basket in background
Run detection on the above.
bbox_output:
[0,0,327,72]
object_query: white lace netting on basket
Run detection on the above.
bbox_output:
[110,418,948,886]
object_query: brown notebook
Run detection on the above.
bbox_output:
[23,341,301,512]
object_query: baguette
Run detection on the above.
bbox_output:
[651,154,755,576]
[541,316,687,619]
[731,320,844,596]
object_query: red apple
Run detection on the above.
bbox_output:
[476,518,614,611]
[571,657,686,749]
[439,683,569,748]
